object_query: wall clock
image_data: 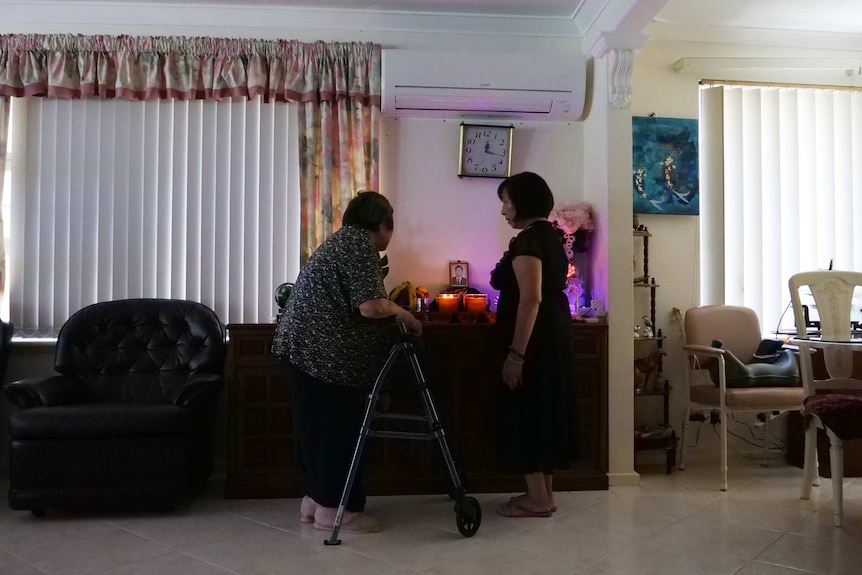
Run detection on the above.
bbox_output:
[458,123,513,178]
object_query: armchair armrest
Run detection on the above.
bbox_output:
[683,344,726,358]
[169,374,224,409]
[2,375,87,409]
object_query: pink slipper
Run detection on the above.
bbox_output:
[299,496,317,524]
[508,496,556,513]
[496,501,552,518]
[313,512,382,534]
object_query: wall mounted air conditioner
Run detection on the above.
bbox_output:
[382,49,586,121]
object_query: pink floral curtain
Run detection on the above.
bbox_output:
[0,34,381,260]
[299,100,379,259]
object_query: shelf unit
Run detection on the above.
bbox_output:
[633,228,676,474]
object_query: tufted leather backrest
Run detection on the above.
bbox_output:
[55,299,226,403]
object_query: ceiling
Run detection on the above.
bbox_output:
[97,0,862,35]
[57,0,591,18]
[31,0,862,51]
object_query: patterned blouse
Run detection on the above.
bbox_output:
[271,225,394,388]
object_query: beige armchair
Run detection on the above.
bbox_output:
[680,305,803,491]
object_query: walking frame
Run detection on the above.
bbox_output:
[325,317,482,545]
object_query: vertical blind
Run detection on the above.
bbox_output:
[700,83,862,333]
[9,96,300,337]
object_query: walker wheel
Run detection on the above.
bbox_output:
[455,497,481,537]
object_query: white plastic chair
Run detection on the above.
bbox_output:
[790,270,862,527]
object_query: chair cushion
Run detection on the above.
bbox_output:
[803,394,862,440]
[690,385,804,410]
[9,404,191,439]
[708,348,800,388]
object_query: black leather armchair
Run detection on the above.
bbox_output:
[3,299,226,515]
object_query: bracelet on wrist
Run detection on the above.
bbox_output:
[508,346,525,360]
[506,355,525,365]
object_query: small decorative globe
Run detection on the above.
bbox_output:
[274,282,294,308]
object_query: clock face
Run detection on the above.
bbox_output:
[459,124,512,178]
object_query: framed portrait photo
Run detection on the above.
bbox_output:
[449,261,469,287]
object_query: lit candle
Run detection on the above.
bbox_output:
[464,294,487,314]
[436,294,460,314]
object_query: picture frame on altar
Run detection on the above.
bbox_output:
[449,261,469,287]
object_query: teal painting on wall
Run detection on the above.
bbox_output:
[632,116,699,215]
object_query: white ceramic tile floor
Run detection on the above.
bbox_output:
[1,452,861,575]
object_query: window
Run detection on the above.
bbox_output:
[7,96,300,337]
[700,83,862,333]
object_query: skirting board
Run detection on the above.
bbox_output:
[608,472,640,486]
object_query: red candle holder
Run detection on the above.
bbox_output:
[463,294,487,314]
[436,293,460,314]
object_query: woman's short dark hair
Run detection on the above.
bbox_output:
[342,191,394,231]
[497,172,554,220]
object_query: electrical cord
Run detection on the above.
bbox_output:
[731,413,787,450]
[684,417,707,448]
[774,299,793,336]
[711,422,787,461]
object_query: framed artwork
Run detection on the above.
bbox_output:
[449,261,469,287]
[632,116,699,215]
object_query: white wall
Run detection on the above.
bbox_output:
[381,117,584,298]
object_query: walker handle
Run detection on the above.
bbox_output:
[396,315,408,335]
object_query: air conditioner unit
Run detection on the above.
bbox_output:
[382,49,586,121]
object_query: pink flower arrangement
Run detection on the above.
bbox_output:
[550,202,594,236]
[549,201,594,260]
[549,202,594,314]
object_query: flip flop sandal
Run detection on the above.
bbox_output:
[496,500,553,518]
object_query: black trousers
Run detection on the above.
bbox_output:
[285,360,368,512]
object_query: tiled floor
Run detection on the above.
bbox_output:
[1,452,860,575]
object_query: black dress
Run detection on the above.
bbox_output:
[490,220,576,474]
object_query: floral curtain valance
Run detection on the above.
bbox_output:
[0,34,381,105]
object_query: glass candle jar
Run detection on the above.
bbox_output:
[463,294,487,314]
[436,294,460,314]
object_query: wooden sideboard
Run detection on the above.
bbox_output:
[225,321,608,498]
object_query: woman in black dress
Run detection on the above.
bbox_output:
[490,172,575,518]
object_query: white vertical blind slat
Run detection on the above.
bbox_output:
[723,88,744,305]
[113,99,131,300]
[200,100,218,309]
[760,89,781,320]
[52,100,71,327]
[126,99,145,298]
[778,90,800,304]
[38,102,57,330]
[186,100,203,304]
[243,98,260,322]
[171,100,189,299]
[833,93,853,268]
[854,93,862,272]
[141,100,160,298]
[257,99,275,322]
[698,86,725,306]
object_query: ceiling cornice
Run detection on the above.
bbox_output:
[645,21,862,53]
[0,0,596,39]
